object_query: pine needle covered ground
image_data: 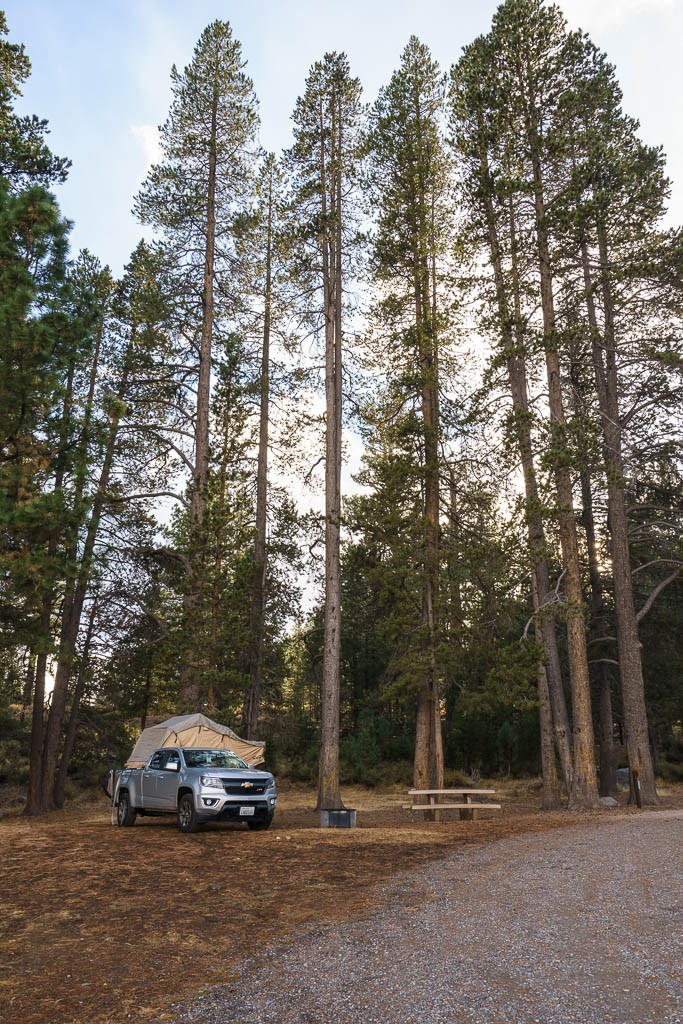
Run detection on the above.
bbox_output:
[3,781,682,1024]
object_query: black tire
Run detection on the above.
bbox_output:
[116,791,137,827]
[177,792,199,833]
[247,813,274,831]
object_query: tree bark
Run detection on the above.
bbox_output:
[24,605,51,815]
[244,165,274,739]
[581,233,657,803]
[179,78,219,710]
[412,278,444,792]
[505,196,574,797]
[537,662,561,808]
[473,116,573,798]
[318,89,344,811]
[26,356,78,814]
[411,86,444,795]
[582,468,617,799]
[53,599,97,809]
[42,350,129,809]
[531,571,562,810]
[21,654,36,722]
[41,326,108,809]
[528,128,599,809]
[569,350,618,799]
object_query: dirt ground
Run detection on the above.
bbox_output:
[2,780,682,1024]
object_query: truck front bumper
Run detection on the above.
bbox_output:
[197,794,277,822]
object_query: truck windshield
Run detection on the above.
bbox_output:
[183,749,248,769]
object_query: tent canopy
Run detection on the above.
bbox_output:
[125,713,265,768]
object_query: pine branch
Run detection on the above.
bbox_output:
[636,567,682,624]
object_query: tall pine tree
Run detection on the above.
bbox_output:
[365,37,452,793]
[135,21,259,708]
[287,53,363,811]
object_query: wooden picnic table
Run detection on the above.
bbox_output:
[405,788,502,821]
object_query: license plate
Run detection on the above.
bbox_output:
[239,806,255,816]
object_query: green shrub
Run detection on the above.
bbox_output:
[443,767,471,787]
[0,705,30,785]
[659,761,683,782]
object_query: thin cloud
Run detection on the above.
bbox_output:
[559,0,675,31]
[130,123,162,172]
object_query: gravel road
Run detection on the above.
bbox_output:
[172,809,682,1024]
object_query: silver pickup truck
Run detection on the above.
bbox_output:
[113,747,277,833]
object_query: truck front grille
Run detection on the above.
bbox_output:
[222,780,268,795]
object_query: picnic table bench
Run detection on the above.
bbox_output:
[404,788,502,821]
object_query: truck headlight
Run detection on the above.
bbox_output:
[200,776,224,789]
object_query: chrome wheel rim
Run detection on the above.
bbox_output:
[179,799,192,828]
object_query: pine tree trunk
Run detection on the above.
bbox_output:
[26,360,78,814]
[139,655,154,731]
[318,93,344,811]
[581,233,657,804]
[582,474,617,799]
[537,661,562,809]
[598,667,617,798]
[411,88,443,796]
[531,574,561,808]
[244,170,273,740]
[24,605,51,815]
[570,351,617,799]
[506,198,574,796]
[53,600,97,809]
[412,258,443,794]
[40,315,105,807]
[42,360,127,810]
[475,127,573,797]
[529,144,599,810]
[180,80,219,710]
[21,655,36,721]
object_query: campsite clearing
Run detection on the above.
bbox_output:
[2,781,682,1024]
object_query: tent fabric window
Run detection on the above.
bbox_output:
[124,714,265,769]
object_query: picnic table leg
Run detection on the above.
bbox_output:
[460,793,474,821]
[421,793,437,822]
[432,793,441,823]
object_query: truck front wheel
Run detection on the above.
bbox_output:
[177,793,199,833]
[247,813,274,831]
[117,791,137,827]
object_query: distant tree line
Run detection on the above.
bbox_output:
[0,1,680,816]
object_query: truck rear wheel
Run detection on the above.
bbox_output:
[116,791,137,827]
[177,793,199,833]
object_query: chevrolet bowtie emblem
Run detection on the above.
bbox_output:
[242,781,254,789]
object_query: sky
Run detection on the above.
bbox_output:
[4,0,682,277]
